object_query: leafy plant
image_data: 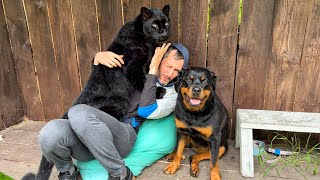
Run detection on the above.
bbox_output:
[0,172,14,180]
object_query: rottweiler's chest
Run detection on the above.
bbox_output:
[175,117,213,140]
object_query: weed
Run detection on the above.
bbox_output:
[258,132,320,179]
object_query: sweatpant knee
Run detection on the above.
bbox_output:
[39,119,72,154]
[68,104,94,134]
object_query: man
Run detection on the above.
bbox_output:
[38,43,189,180]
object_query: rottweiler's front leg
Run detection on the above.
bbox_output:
[209,135,222,180]
[163,135,187,174]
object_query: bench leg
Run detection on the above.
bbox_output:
[240,127,254,177]
[235,112,240,148]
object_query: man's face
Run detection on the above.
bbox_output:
[158,50,184,85]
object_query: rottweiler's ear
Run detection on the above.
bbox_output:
[174,68,186,91]
[141,7,152,20]
[209,70,217,90]
[162,5,170,17]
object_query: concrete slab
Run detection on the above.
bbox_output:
[0,121,319,180]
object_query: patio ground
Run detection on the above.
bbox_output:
[0,121,319,180]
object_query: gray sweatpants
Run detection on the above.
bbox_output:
[38,104,137,177]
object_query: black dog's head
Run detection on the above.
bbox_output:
[175,67,216,111]
[140,5,170,43]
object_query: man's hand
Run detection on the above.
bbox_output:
[149,43,171,75]
[94,51,124,68]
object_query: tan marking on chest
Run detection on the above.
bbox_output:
[192,126,213,138]
[175,117,187,129]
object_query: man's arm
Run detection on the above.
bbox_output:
[93,51,124,68]
[137,75,177,119]
[137,43,176,119]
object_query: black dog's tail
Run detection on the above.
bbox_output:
[22,155,54,180]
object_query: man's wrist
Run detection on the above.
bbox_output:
[148,70,158,75]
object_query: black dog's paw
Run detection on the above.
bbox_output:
[156,87,166,99]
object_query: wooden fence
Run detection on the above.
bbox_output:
[0,0,319,140]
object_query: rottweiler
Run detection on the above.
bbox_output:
[163,67,228,180]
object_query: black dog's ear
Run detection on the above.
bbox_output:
[174,68,187,91]
[141,7,152,20]
[174,69,185,92]
[162,5,170,17]
[209,69,217,90]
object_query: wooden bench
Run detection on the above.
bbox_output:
[235,109,320,177]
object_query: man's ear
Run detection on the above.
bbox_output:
[141,7,152,20]
[162,5,170,17]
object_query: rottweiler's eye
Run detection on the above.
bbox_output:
[202,79,208,85]
[152,23,158,28]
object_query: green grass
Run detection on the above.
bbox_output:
[0,172,14,180]
[258,132,320,178]
[238,0,242,25]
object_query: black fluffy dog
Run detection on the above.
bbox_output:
[22,5,170,180]
[163,67,228,180]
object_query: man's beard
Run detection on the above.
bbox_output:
[159,74,171,85]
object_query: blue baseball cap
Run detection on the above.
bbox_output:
[171,43,189,69]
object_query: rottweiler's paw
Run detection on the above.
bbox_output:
[210,173,221,180]
[190,163,199,177]
[165,153,175,162]
[163,162,179,174]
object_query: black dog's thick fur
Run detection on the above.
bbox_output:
[164,67,228,178]
[22,5,170,180]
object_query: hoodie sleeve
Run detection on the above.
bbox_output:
[138,74,177,119]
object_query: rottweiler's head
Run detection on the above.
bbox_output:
[175,67,216,112]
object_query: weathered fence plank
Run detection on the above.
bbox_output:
[234,0,275,111]
[234,0,276,139]
[3,0,43,121]
[0,0,24,129]
[294,0,320,112]
[47,0,81,112]
[207,0,239,138]
[97,0,123,50]
[151,0,179,43]
[263,0,311,111]
[23,0,63,121]
[70,0,100,86]
[123,0,150,23]
[179,0,208,67]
